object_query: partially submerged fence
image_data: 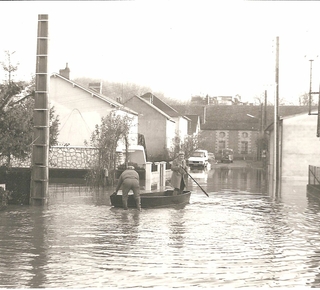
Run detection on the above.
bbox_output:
[145,161,170,190]
[308,165,320,185]
[0,146,172,189]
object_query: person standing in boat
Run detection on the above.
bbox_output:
[112,165,141,211]
[171,151,188,195]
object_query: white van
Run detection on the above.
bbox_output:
[188,149,209,169]
[116,145,147,168]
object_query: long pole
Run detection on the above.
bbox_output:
[30,15,49,205]
[273,36,280,196]
[181,167,209,197]
[309,59,314,115]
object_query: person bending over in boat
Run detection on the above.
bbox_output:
[171,151,188,195]
[112,165,141,211]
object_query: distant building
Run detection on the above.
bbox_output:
[191,94,242,105]
[140,93,189,143]
[124,94,176,160]
[173,104,317,160]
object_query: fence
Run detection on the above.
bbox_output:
[308,165,320,185]
[0,146,172,190]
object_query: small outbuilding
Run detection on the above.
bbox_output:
[267,110,320,183]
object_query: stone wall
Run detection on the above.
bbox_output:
[49,146,97,169]
[1,146,98,169]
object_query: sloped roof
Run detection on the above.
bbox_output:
[266,109,319,132]
[185,114,200,133]
[51,73,138,115]
[141,92,189,120]
[172,104,318,131]
[125,95,175,122]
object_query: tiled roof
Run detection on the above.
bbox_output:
[51,73,138,116]
[172,104,318,131]
[141,92,186,118]
[125,95,175,121]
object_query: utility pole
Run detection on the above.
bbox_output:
[30,15,49,205]
[264,89,267,129]
[274,36,280,196]
[317,83,320,137]
[309,59,314,115]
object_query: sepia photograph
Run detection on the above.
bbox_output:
[1,0,320,288]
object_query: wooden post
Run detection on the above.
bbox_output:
[30,14,49,205]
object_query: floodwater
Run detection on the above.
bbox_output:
[1,163,320,288]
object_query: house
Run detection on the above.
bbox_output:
[173,104,317,160]
[50,65,139,146]
[140,93,190,144]
[191,95,243,105]
[124,94,176,160]
[267,110,320,183]
[185,115,201,135]
[173,105,264,159]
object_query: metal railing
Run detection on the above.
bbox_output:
[309,165,320,185]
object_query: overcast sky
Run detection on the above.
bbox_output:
[1,0,320,104]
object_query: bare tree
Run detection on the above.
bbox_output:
[299,92,317,106]
[0,50,19,83]
[85,112,133,187]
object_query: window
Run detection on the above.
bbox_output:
[219,140,226,150]
[219,132,226,138]
[242,132,248,138]
[192,152,205,157]
[241,141,248,154]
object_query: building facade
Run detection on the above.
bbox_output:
[50,66,139,147]
[268,111,320,183]
[124,95,176,160]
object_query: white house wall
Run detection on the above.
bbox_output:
[166,119,176,152]
[281,114,320,182]
[124,96,173,159]
[50,76,138,146]
[174,116,188,142]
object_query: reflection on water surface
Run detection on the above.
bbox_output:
[1,167,320,288]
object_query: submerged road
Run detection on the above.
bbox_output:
[1,162,320,288]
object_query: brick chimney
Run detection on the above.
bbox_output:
[88,82,102,94]
[59,63,70,79]
[202,105,206,124]
[141,92,153,104]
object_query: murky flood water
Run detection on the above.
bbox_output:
[1,165,320,288]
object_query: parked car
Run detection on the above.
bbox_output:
[221,148,234,163]
[208,152,216,164]
[187,150,209,169]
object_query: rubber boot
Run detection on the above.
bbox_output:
[135,197,141,211]
[122,198,128,210]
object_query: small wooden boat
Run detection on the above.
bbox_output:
[110,190,191,209]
